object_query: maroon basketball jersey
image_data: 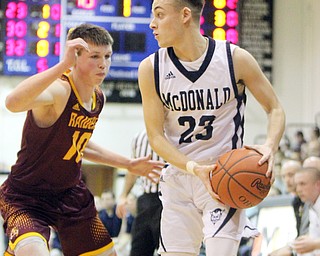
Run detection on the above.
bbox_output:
[8,74,105,193]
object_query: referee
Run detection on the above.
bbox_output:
[116,129,165,256]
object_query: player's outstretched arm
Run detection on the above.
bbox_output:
[83,140,163,182]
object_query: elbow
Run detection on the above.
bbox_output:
[5,94,23,112]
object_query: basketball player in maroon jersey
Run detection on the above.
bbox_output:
[0,24,163,256]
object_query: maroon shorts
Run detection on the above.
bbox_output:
[0,180,113,256]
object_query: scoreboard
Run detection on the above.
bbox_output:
[0,0,273,102]
[61,0,158,82]
[0,0,157,80]
[0,0,61,75]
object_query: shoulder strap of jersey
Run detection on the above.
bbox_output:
[154,51,161,99]
[226,41,239,98]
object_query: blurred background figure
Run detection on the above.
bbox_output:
[94,195,103,212]
[292,130,307,157]
[117,129,164,256]
[269,157,320,256]
[99,190,122,238]
[292,167,320,255]
[115,193,137,256]
[281,159,306,236]
[301,127,320,160]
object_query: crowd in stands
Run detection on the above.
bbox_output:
[271,126,320,196]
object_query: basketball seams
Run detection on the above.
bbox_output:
[210,148,271,209]
[213,154,262,193]
[215,153,261,176]
[222,171,266,208]
[219,154,261,173]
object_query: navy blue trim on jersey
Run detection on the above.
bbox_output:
[226,42,246,149]
[167,37,216,83]
[226,41,238,98]
[232,99,244,149]
[212,207,237,237]
[239,92,246,146]
[154,51,161,99]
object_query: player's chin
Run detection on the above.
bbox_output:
[157,40,171,49]
[95,77,105,85]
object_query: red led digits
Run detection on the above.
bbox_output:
[51,4,61,20]
[4,1,61,75]
[36,58,49,73]
[5,4,28,56]
[5,2,28,19]
[54,42,60,56]
[76,0,96,10]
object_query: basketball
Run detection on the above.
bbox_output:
[210,148,271,209]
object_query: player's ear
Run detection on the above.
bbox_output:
[182,7,192,24]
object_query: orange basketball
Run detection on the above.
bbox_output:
[210,148,271,209]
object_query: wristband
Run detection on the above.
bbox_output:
[186,161,198,175]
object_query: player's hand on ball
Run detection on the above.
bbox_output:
[194,164,221,201]
[244,144,275,183]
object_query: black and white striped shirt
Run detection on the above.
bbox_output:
[131,130,164,194]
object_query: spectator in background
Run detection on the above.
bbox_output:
[281,159,305,235]
[115,193,137,256]
[268,160,303,256]
[94,195,103,212]
[292,130,307,158]
[269,157,320,256]
[99,190,122,238]
[291,167,320,255]
[302,127,320,160]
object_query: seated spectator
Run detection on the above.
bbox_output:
[268,160,303,256]
[291,167,320,255]
[115,193,137,256]
[269,157,320,256]
[302,127,320,160]
[98,190,122,238]
[292,130,307,154]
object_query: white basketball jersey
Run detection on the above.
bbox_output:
[150,38,246,166]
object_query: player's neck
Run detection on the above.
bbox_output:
[173,35,208,62]
[69,71,96,110]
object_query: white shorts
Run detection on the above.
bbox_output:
[158,165,247,255]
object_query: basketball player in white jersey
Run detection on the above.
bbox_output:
[138,0,286,255]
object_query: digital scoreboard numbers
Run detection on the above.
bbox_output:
[0,0,273,102]
[60,0,159,102]
[61,0,158,79]
[1,0,61,75]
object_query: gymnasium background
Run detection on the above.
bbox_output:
[0,0,319,252]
